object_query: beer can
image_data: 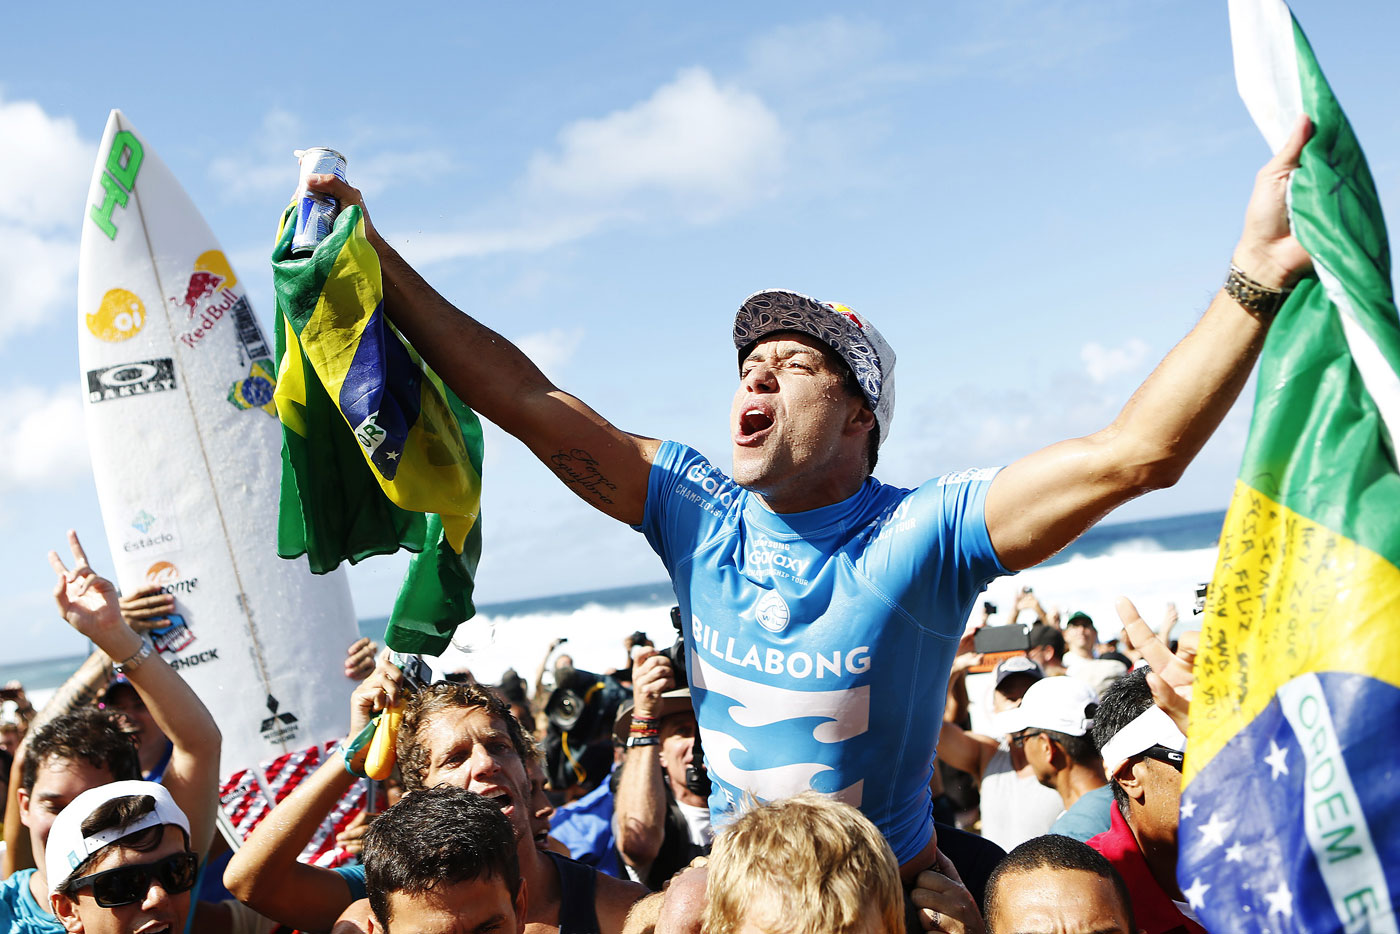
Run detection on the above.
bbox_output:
[291,147,348,255]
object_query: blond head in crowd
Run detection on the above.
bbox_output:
[702,793,904,934]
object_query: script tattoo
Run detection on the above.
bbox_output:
[550,448,618,505]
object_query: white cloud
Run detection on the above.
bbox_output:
[946,1,1133,81]
[0,386,91,491]
[208,109,455,201]
[0,96,93,343]
[407,68,784,265]
[526,67,784,221]
[742,16,924,110]
[515,328,584,378]
[0,95,94,231]
[0,224,79,336]
[1081,338,1151,383]
[208,108,302,199]
[746,17,889,86]
[398,214,605,266]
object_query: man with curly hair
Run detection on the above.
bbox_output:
[225,656,644,933]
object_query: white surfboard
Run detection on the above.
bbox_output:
[78,110,362,857]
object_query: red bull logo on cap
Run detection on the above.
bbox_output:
[824,302,864,329]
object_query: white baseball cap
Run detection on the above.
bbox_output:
[733,289,897,447]
[998,676,1099,738]
[47,780,190,896]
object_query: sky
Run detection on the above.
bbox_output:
[1,0,1398,662]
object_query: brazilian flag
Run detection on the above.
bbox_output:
[272,203,484,656]
[1176,2,1400,931]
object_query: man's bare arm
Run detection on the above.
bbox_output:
[223,755,361,931]
[225,654,402,931]
[308,175,660,525]
[48,532,222,857]
[934,722,999,779]
[985,117,1315,570]
[613,654,674,872]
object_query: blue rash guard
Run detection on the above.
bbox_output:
[636,441,1006,864]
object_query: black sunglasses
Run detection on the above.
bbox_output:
[67,851,198,908]
[1140,745,1185,771]
[1009,730,1045,748]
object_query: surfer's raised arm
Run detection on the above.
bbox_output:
[983,116,1315,572]
[47,531,222,858]
[306,175,660,526]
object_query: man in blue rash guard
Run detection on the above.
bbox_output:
[309,115,1314,880]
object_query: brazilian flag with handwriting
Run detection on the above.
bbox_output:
[271,204,483,656]
[1176,2,1400,931]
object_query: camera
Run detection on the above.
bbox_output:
[661,606,689,688]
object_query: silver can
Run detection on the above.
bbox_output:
[291,147,348,254]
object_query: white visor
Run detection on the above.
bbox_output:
[1099,706,1187,778]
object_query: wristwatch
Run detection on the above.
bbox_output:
[113,638,154,676]
[1224,263,1289,316]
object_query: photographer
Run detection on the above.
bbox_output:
[611,650,712,890]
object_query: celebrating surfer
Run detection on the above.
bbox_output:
[306,114,1315,881]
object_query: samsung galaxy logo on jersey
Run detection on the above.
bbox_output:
[863,498,916,544]
[685,461,738,508]
[694,616,870,679]
[936,467,998,486]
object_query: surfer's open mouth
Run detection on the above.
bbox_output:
[479,787,515,816]
[736,405,775,445]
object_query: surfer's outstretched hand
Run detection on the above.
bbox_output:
[49,530,139,658]
[348,649,405,740]
[307,174,378,243]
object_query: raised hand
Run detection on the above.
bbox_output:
[49,530,140,660]
[344,637,378,681]
[1116,596,1196,733]
[348,650,406,742]
[1234,114,1315,290]
[631,650,676,720]
[305,174,378,243]
[119,583,177,632]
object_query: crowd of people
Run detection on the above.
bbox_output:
[0,109,1319,933]
[0,542,1206,934]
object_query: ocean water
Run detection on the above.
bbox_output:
[1,510,1225,703]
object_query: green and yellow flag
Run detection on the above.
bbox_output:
[272,204,484,656]
[1176,2,1400,930]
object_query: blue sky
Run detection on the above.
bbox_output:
[1,1,1397,662]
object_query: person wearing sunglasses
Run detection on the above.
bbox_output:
[1000,676,1113,844]
[1086,669,1201,934]
[47,781,195,934]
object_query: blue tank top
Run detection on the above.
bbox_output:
[636,442,1005,863]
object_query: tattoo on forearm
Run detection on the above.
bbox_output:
[550,449,618,505]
